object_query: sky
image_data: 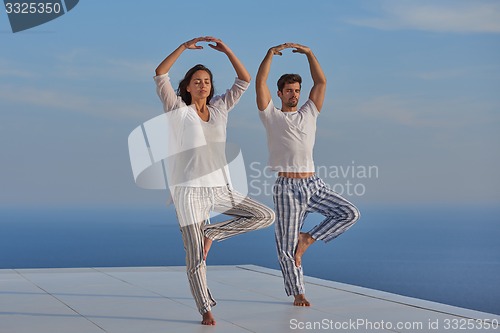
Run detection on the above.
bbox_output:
[0,0,499,209]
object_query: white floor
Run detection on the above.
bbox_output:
[1,265,499,333]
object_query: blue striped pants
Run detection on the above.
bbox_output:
[273,175,360,296]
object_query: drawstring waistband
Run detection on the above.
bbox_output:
[276,174,319,185]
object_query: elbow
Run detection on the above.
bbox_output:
[155,65,167,76]
[315,80,327,91]
[239,73,251,83]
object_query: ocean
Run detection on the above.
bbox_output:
[0,205,499,316]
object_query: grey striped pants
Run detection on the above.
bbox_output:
[273,175,360,296]
[173,186,275,314]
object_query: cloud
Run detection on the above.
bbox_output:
[411,68,471,80]
[0,84,154,121]
[347,0,500,34]
[355,95,433,127]
[53,49,155,82]
[404,65,500,80]
[0,50,158,121]
[0,59,36,78]
[352,94,499,129]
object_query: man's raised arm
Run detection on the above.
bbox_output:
[290,43,327,112]
[256,43,290,111]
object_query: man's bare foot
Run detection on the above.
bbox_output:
[295,232,315,267]
[201,311,216,325]
[203,237,212,261]
[294,294,311,306]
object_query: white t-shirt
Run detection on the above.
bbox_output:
[259,99,319,172]
[154,73,249,187]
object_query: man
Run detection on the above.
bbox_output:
[256,43,360,306]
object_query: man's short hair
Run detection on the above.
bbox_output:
[277,74,302,92]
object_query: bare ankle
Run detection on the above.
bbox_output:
[201,311,216,325]
[203,237,213,261]
[300,232,315,245]
[293,294,311,307]
[295,233,315,267]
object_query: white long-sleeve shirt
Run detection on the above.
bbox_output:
[154,73,249,187]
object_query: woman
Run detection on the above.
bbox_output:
[154,36,275,325]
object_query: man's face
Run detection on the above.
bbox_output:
[278,82,301,109]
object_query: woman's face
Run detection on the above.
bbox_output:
[186,70,212,103]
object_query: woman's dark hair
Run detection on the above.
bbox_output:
[177,64,214,105]
[277,73,302,92]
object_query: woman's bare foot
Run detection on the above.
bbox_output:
[203,237,212,261]
[295,232,315,267]
[201,311,216,325]
[294,294,311,306]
